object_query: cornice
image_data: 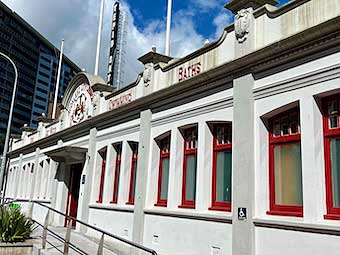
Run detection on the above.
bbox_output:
[151,97,233,127]
[254,63,340,100]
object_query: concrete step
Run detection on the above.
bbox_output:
[31,225,119,255]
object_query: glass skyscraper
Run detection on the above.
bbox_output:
[0,1,80,151]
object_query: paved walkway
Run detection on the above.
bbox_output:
[31,225,126,255]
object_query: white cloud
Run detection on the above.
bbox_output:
[212,12,233,39]
[1,0,228,86]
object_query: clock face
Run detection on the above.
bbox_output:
[68,83,94,126]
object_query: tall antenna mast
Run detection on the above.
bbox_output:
[116,12,127,90]
[107,1,120,87]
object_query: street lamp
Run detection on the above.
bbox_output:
[0,52,18,196]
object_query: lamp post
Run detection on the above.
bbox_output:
[0,52,18,196]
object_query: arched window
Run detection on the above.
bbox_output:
[155,133,171,207]
[97,147,107,203]
[268,107,303,217]
[179,125,198,209]
[127,142,138,205]
[210,122,232,212]
[323,95,340,219]
[111,142,122,204]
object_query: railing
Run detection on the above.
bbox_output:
[1,199,158,255]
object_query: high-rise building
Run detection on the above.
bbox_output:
[0,1,80,150]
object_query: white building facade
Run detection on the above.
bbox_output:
[5,0,340,254]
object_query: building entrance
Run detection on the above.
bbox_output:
[65,163,82,227]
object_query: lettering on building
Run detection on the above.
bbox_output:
[109,92,133,110]
[178,62,201,82]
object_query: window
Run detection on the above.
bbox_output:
[155,134,171,207]
[179,125,198,209]
[127,142,138,205]
[96,147,107,203]
[210,123,232,211]
[323,95,340,219]
[268,108,303,217]
[110,142,122,204]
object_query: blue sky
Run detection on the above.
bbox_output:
[126,0,291,40]
[2,0,291,85]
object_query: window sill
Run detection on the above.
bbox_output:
[154,202,167,207]
[144,208,232,223]
[267,210,303,217]
[89,203,134,213]
[253,217,340,235]
[209,206,231,212]
[178,204,195,209]
[324,214,340,220]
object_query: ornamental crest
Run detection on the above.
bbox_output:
[143,64,152,87]
[235,9,251,43]
[68,83,94,126]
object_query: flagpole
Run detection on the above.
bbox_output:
[52,39,64,119]
[95,0,105,76]
[165,0,172,56]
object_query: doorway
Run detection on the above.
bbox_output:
[65,163,82,227]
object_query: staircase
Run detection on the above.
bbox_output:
[1,199,157,255]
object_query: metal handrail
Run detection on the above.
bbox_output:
[4,199,158,255]
[33,220,88,255]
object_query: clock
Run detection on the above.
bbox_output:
[68,83,94,126]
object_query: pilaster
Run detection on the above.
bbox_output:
[232,74,255,255]
[77,127,97,233]
[29,148,40,200]
[196,121,213,210]
[132,109,152,244]
[300,96,325,221]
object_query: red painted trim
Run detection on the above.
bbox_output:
[267,107,303,217]
[179,127,197,209]
[155,151,170,207]
[323,95,340,218]
[211,123,232,212]
[110,149,121,204]
[96,158,106,203]
[127,148,138,205]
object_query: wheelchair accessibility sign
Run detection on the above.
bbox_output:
[238,207,247,220]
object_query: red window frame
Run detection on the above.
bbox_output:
[209,123,232,212]
[155,135,171,207]
[323,94,340,220]
[127,142,138,205]
[110,143,122,204]
[267,108,303,217]
[179,126,198,209]
[96,148,107,203]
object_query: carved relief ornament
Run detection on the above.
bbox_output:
[235,9,251,43]
[143,63,152,87]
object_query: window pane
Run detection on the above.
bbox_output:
[273,120,281,137]
[185,154,197,201]
[281,117,289,135]
[274,143,303,206]
[216,151,232,203]
[160,158,170,200]
[131,161,137,200]
[114,162,121,199]
[330,139,340,207]
[328,101,339,128]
